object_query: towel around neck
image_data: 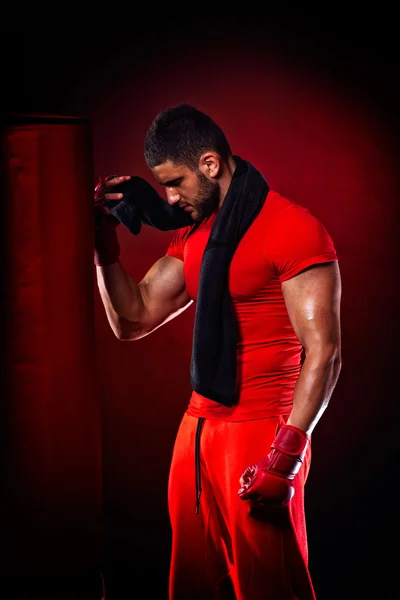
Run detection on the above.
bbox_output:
[107,155,269,406]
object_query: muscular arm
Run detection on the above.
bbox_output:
[96,255,192,340]
[282,261,342,435]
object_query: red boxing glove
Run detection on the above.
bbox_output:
[238,424,310,508]
[94,175,121,266]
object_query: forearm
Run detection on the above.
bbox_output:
[96,261,145,339]
[287,344,342,434]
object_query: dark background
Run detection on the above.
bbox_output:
[1,12,399,600]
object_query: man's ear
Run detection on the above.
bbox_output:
[198,152,221,179]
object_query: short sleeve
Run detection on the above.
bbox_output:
[165,226,192,262]
[265,204,338,282]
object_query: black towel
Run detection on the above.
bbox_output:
[106,156,269,406]
[106,174,193,234]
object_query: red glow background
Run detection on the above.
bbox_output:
[1,14,399,600]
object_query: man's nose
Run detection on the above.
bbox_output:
[166,189,181,205]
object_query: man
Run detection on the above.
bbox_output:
[94,104,342,599]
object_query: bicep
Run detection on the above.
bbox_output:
[281,261,342,350]
[138,255,192,334]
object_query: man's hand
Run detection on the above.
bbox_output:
[94,175,131,230]
[94,175,131,266]
[238,424,310,508]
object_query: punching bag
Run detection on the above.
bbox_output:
[0,115,104,598]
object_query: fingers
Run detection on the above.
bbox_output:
[239,465,256,487]
[105,175,131,186]
[104,192,124,201]
[238,479,254,498]
[95,176,131,203]
[103,175,131,198]
[238,465,258,497]
[238,485,255,500]
[239,475,250,488]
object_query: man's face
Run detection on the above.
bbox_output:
[151,161,220,222]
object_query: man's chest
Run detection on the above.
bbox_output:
[183,225,276,301]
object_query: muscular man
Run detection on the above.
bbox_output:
[94,104,342,600]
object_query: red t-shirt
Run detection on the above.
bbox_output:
[166,190,338,421]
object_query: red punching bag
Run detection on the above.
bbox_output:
[0,115,104,598]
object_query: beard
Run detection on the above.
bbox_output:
[190,171,221,222]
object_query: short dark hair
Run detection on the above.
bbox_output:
[144,103,232,170]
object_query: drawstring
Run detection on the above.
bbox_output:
[195,417,205,514]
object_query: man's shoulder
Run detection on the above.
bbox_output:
[265,190,317,225]
[266,190,301,211]
[262,190,300,224]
